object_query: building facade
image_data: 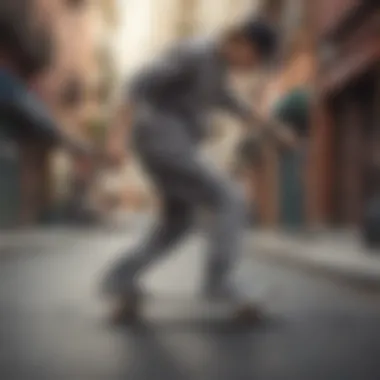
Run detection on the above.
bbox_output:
[0,0,56,227]
[247,0,380,230]
[308,0,380,228]
[37,0,118,212]
[0,0,117,227]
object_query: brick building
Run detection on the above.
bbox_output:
[0,0,55,227]
[308,0,380,228]
[0,0,117,227]
[247,0,380,230]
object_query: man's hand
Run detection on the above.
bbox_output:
[268,122,298,150]
[248,106,298,151]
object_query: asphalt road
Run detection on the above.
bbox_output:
[1,228,380,380]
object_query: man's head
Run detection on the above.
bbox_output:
[221,20,278,71]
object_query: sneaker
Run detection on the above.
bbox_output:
[232,303,265,325]
[101,264,135,298]
[109,291,142,325]
[203,283,266,325]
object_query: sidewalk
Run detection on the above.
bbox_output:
[0,213,151,249]
[2,225,380,289]
[252,230,380,289]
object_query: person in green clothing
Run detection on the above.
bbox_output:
[272,87,311,229]
[273,87,311,138]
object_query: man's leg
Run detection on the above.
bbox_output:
[103,197,193,297]
[198,173,247,300]
[148,152,248,303]
[150,150,249,303]
[197,170,265,321]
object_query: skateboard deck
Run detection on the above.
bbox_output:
[107,294,273,329]
[144,296,243,319]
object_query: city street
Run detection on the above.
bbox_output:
[1,227,380,380]
[2,0,380,379]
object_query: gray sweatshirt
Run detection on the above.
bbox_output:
[127,38,252,141]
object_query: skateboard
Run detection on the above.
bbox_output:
[107,293,271,328]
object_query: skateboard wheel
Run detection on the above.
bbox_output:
[232,305,264,325]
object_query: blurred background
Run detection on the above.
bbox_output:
[2,2,380,379]
[1,0,380,240]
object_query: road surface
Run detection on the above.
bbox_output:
[1,228,380,380]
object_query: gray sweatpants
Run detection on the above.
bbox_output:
[104,109,247,300]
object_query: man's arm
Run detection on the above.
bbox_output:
[218,88,297,149]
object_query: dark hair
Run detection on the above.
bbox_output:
[238,19,278,61]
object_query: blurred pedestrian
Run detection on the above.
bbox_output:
[103,19,297,323]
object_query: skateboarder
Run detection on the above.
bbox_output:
[103,19,297,323]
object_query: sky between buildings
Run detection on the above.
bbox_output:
[113,0,259,78]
